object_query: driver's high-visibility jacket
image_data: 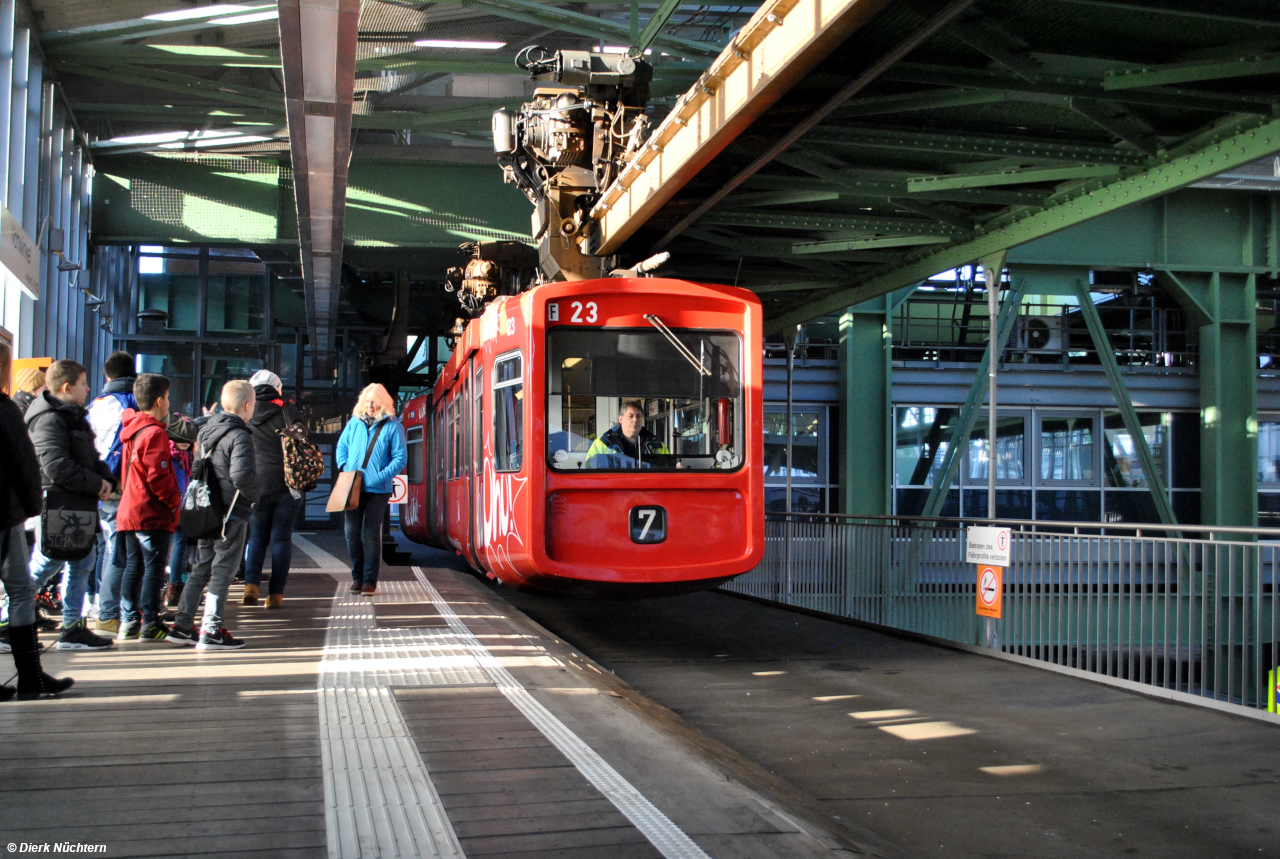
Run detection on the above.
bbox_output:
[585,424,669,468]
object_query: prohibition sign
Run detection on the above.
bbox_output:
[976,565,1003,619]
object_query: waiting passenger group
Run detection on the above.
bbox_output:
[0,343,407,700]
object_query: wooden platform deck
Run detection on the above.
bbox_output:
[0,533,852,859]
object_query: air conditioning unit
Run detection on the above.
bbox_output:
[1015,316,1064,353]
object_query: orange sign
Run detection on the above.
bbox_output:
[976,565,1003,619]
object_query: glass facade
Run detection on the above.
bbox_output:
[894,406,1198,524]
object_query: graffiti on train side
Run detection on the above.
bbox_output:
[405,490,421,527]
[484,463,527,573]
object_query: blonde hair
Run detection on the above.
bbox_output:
[354,383,396,420]
[221,379,255,414]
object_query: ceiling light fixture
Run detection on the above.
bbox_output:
[412,39,506,49]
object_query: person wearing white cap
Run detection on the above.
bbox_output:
[242,370,306,607]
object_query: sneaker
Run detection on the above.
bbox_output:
[36,616,61,632]
[117,620,141,640]
[196,628,245,651]
[94,618,120,634]
[140,620,175,642]
[0,624,9,654]
[56,620,114,651]
[166,625,198,646]
[361,585,377,596]
[348,581,362,594]
[159,610,176,623]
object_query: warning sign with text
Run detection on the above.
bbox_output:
[966,525,1011,566]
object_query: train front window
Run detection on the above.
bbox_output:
[546,327,743,471]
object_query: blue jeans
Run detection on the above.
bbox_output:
[168,527,189,585]
[29,520,98,627]
[343,492,390,587]
[119,530,173,625]
[245,490,300,596]
[1,524,35,627]
[97,499,124,621]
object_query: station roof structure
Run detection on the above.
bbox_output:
[29,0,1280,340]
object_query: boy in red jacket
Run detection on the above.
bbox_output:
[116,374,182,642]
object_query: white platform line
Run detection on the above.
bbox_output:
[411,566,714,859]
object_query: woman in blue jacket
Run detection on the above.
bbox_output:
[336,384,408,595]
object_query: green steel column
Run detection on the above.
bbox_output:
[1163,271,1258,528]
[1201,273,1258,528]
[839,299,892,516]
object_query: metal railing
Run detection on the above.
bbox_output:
[724,514,1280,714]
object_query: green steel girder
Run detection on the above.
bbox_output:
[840,294,897,516]
[1055,0,1280,27]
[766,117,1280,332]
[53,63,284,112]
[57,46,282,68]
[42,6,278,48]
[746,173,1047,206]
[1069,278,1178,526]
[834,87,1009,119]
[1104,51,1280,90]
[69,103,280,122]
[905,164,1120,192]
[1161,271,1259,528]
[632,0,684,54]
[804,126,1149,166]
[424,0,721,58]
[354,101,523,130]
[1069,98,1162,156]
[792,235,949,254]
[920,281,1026,518]
[718,190,843,208]
[700,210,967,237]
[882,63,1277,115]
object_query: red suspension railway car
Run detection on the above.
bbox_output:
[399,277,764,597]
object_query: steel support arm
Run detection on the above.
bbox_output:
[1069,278,1178,526]
[920,280,1024,518]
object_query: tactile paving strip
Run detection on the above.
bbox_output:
[412,566,714,859]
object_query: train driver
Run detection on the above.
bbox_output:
[585,401,673,468]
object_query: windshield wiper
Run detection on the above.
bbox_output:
[644,314,711,376]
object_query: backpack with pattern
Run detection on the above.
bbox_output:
[280,423,325,491]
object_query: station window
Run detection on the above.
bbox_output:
[494,352,524,472]
[1039,415,1096,482]
[545,327,743,471]
[1102,412,1167,488]
[895,407,957,487]
[406,426,424,484]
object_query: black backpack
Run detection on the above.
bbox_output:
[180,437,238,540]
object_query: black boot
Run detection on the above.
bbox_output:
[10,624,73,699]
[0,684,14,702]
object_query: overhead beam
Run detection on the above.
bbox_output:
[766,116,1280,331]
[803,125,1149,165]
[1068,97,1162,156]
[632,0,684,55]
[883,62,1277,114]
[1055,0,1280,28]
[52,62,284,111]
[905,163,1120,192]
[426,0,720,58]
[1103,51,1280,90]
[594,0,973,256]
[700,209,966,237]
[833,87,1008,118]
[280,0,361,380]
[792,235,949,254]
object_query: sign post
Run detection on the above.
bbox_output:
[967,526,1010,645]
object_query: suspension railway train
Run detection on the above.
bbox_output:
[399,277,764,597]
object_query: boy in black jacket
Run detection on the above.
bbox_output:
[26,361,116,652]
[0,344,73,699]
[170,381,261,650]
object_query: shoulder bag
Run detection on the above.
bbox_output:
[326,421,387,513]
